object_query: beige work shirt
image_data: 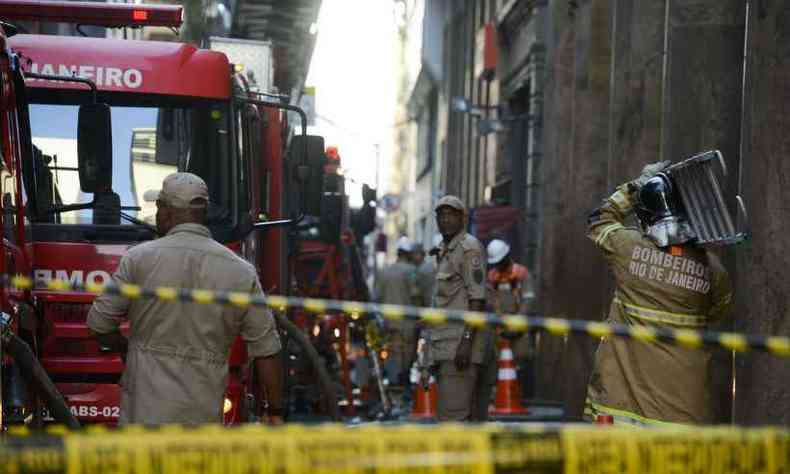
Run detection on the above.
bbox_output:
[87,223,281,425]
[375,260,417,307]
[375,259,419,348]
[585,185,733,426]
[427,232,491,364]
[415,260,436,308]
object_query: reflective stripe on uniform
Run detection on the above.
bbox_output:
[613,297,707,328]
[584,399,690,428]
[595,223,621,246]
[609,189,630,208]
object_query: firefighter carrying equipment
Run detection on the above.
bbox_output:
[486,239,510,265]
[9,274,790,358]
[586,171,733,426]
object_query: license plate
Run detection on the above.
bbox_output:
[42,405,120,420]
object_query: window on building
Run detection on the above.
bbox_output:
[416,88,438,180]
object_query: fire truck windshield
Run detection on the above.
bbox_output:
[26,95,234,230]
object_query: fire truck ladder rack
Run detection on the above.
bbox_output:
[0,0,183,29]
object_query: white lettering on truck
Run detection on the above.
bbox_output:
[29,62,143,89]
[34,269,112,288]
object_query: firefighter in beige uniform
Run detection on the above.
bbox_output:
[87,173,284,425]
[585,162,733,426]
[428,195,496,421]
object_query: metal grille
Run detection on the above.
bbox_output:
[667,150,747,245]
[46,303,90,323]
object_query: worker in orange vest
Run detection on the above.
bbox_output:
[486,239,529,315]
[486,239,535,399]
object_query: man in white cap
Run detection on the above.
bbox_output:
[87,172,284,425]
[375,236,420,390]
[428,195,496,421]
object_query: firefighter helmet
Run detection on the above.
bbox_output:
[635,174,681,227]
[635,174,695,247]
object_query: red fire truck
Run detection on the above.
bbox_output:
[0,0,335,426]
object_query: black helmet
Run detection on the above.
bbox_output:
[635,174,685,227]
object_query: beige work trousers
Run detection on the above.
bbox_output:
[435,361,495,421]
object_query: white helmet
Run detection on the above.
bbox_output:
[487,239,510,265]
[396,236,414,252]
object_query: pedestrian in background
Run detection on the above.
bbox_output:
[87,172,284,425]
[410,242,436,308]
[375,236,420,390]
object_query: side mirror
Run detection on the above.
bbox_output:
[289,135,325,216]
[362,184,377,205]
[78,103,113,193]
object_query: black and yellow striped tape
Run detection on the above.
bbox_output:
[2,423,790,474]
[8,275,790,358]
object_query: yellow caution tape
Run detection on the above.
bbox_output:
[191,289,216,305]
[227,292,252,308]
[154,287,178,301]
[562,426,790,474]
[61,424,493,474]
[7,275,790,358]
[502,315,529,333]
[673,329,703,349]
[630,325,658,343]
[586,321,613,339]
[3,425,790,474]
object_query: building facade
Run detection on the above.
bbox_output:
[406,0,541,255]
[409,0,790,424]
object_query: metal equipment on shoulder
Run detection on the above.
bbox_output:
[663,150,749,246]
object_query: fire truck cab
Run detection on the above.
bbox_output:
[0,1,316,425]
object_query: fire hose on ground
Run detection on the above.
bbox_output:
[0,313,80,429]
[273,312,340,422]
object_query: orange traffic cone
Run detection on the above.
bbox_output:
[490,338,530,420]
[409,374,437,422]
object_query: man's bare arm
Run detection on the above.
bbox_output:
[255,353,284,425]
